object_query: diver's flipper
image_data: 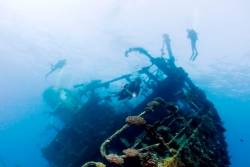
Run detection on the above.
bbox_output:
[45,73,49,80]
[192,52,199,61]
[46,67,57,79]
[189,53,194,61]
[45,74,49,81]
[50,64,54,70]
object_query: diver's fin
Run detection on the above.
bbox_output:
[45,73,49,81]
[50,64,54,70]
[189,53,194,61]
[45,73,49,79]
[45,69,55,80]
[192,52,198,61]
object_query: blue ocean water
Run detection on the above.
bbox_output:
[1,1,250,166]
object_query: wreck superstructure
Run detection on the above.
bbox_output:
[40,36,230,167]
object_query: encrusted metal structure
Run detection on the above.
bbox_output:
[40,36,230,167]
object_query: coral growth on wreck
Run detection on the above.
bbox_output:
[106,154,124,165]
[123,148,139,157]
[126,116,146,125]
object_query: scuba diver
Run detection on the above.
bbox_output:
[45,59,67,80]
[108,78,142,101]
[186,29,198,61]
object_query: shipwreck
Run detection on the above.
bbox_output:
[40,34,230,167]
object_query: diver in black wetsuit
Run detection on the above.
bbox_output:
[186,29,198,61]
[109,78,142,100]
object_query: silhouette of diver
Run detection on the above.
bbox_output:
[186,29,198,61]
[45,59,66,80]
[108,78,142,101]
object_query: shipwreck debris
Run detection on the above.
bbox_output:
[40,35,230,167]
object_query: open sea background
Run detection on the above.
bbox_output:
[0,0,250,166]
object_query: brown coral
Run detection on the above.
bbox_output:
[139,152,158,167]
[106,154,124,164]
[147,101,160,108]
[123,148,139,157]
[126,116,146,125]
